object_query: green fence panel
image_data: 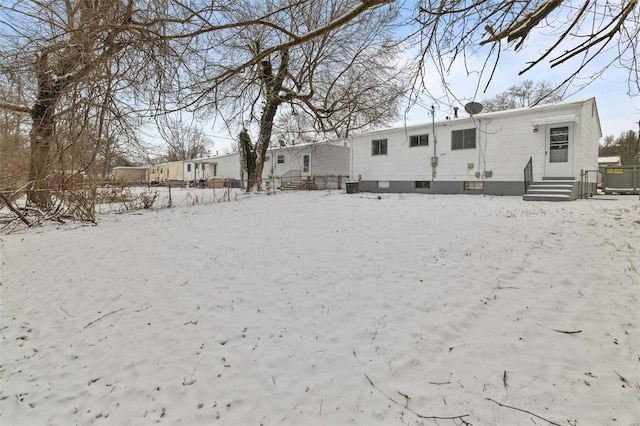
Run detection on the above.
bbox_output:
[602,165,640,194]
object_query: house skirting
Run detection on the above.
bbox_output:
[357,180,526,196]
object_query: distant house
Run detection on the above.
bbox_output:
[598,156,621,167]
[350,97,602,201]
[185,141,350,190]
[112,166,148,184]
[148,161,185,186]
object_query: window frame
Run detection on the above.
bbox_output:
[410,134,429,147]
[415,180,430,189]
[277,155,285,164]
[463,181,484,190]
[451,128,477,150]
[549,126,569,163]
[371,139,388,156]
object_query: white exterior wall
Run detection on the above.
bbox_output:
[577,99,602,173]
[261,143,349,179]
[214,154,242,179]
[479,117,544,181]
[183,161,196,182]
[263,146,309,179]
[184,160,221,182]
[351,98,600,185]
[352,118,543,183]
[351,127,434,181]
[264,146,311,179]
[312,144,350,176]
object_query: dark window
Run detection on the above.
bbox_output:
[415,181,430,189]
[372,139,387,156]
[277,155,285,164]
[451,128,476,150]
[464,181,484,190]
[187,164,192,172]
[410,134,428,147]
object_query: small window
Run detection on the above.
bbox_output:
[372,139,387,156]
[264,156,271,163]
[415,181,430,189]
[464,181,484,190]
[410,134,428,147]
[277,155,285,164]
[452,128,476,150]
[377,181,390,188]
[187,164,192,172]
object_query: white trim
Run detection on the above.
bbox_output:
[531,114,579,126]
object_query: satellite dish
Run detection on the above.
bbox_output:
[464,102,484,115]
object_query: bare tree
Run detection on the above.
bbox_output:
[0,0,183,205]
[274,111,322,146]
[1,0,398,202]
[482,80,565,112]
[600,130,640,165]
[0,100,29,191]
[159,118,214,161]
[176,0,408,191]
[414,0,640,102]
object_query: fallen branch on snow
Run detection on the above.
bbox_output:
[486,397,562,426]
[0,193,31,227]
[552,329,582,334]
[364,374,470,425]
[84,308,126,329]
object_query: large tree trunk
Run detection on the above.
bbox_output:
[245,51,289,191]
[250,95,281,190]
[239,128,257,191]
[28,58,58,206]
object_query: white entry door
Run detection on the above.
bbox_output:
[544,124,573,177]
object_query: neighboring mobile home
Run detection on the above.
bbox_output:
[184,142,350,190]
[148,161,185,185]
[112,166,148,184]
[350,98,602,201]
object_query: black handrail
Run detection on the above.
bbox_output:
[523,156,533,194]
[280,169,302,186]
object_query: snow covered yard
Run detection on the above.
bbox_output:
[1,190,639,425]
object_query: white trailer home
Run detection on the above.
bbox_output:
[263,142,350,189]
[350,98,602,201]
[183,141,350,190]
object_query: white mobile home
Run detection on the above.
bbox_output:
[350,98,602,200]
[184,141,350,189]
[263,142,350,189]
